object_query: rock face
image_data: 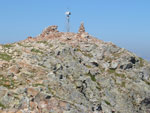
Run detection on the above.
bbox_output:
[0,25,150,113]
[41,25,58,37]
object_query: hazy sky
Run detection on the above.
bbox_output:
[0,0,150,60]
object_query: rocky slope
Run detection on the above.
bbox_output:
[0,24,150,113]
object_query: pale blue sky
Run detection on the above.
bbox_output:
[0,0,150,60]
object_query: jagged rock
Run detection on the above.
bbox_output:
[139,66,150,81]
[8,65,20,74]
[81,32,90,38]
[110,60,119,69]
[27,36,32,39]
[0,25,149,113]
[41,25,58,37]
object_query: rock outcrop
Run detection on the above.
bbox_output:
[41,25,58,37]
[0,25,150,113]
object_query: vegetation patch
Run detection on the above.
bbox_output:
[60,42,65,45]
[121,81,126,87]
[144,80,150,85]
[0,102,6,109]
[85,65,92,68]
[139,57,144,67]
[2,44,14,48]
[0,75,17,89]
[115,73,125,78]
[86,72,96,82]
[49,44,53,48]
[18,43,32,47]
[37,41,48,44]
[108,69,125,78]
[31,48,43,54]
[104,56,112,62]
[104,100,111,106]
[0,53,12,61]
[33,83,44,87]
[96,83,102,91]
[108,69,116,74]
[82,52,93,58]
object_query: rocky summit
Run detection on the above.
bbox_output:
[0,24,150,113]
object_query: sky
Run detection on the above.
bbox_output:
[0,0,150,60]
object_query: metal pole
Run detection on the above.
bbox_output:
[67,16,70,32]
[65,11,71,32]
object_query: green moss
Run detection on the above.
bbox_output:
[0,102,6,109]
[0,53,12,61]
[86,73,96,82]
[104,100,111,106]
[31,48,43,54]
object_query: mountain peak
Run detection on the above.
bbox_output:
[0,25,150,113]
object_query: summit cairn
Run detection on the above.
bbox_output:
[78,22,89,38]
[78,22,85,34]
